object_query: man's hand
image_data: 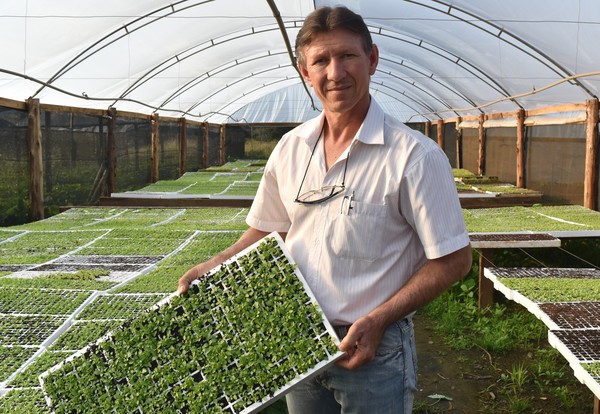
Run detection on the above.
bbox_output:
[177,263,210,295]
[176,228,277,296]
[336,315,386,371]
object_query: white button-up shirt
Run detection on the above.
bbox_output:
[247,100,470,325]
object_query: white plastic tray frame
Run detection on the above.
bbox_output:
[482,268,560,329]
[39,232,345,414]
[484,267,600,400]
[548,331,600,400]
[1,315,68,347]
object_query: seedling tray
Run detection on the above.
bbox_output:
[485,266,600,400]
[40,233,344,413]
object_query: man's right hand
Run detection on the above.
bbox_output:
[176,228,275,296]
[178,264,209,295]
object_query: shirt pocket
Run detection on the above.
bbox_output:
[329,200,389,262]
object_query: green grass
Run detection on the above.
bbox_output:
[422,274,546,353]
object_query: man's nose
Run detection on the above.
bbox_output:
[327,58,346,81]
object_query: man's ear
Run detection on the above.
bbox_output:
[299,63,312,87]
[369,44,379,76]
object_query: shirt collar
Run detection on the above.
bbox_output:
[356,98,385,145]
[298,98,385,149]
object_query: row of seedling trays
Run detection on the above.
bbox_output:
[484,266,600,400]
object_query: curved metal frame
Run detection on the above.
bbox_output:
[410,0,596,98]
[31,0,214,98]
[19,0,598,121]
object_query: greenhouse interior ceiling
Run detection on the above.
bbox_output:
[1,0,599,124]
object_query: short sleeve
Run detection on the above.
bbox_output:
[245,147,292,233]
[399,147,470,259]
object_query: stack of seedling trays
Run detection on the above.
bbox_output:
[40,233,343,413]
[484,266,600,400]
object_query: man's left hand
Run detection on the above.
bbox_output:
[335,316,386,370]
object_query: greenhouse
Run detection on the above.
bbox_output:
[1,1,600,413]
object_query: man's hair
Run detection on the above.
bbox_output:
[295,6,373,66]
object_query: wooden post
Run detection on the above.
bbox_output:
[219,124,226,165]
[584,98,599,210]
[455,117,463,169]
[437,119,444,150]
[27,98,44,221]
[44,111,52,194]
[478,249,495,308]
[106,107,117,195]
[477,114,486,176]
[516,108,526,188]
[424,121,431,138]
[594,395,599,414]
[179,117,187,177]
[203,123,209,169]
[151,113,160,183]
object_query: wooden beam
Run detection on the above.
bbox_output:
[516,108,526,188]
[459,192,543,209]
[179,117,187,177]
[0,97,27,110]
[27,98,44,221]
[151,113,160,183]
[437,119,444,150]
[219,124,226,165]
[477,114,486,176]
[44,111,52,194]
[478,249,495,308]
[584,98,599,210]
[203,122,209,169]
[526,102,587,117]
[457,103,588,126]
[455,117,463,168]
[485,110,517,121]
[40,104,106,116]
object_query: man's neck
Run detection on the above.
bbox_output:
[323,95,371,143]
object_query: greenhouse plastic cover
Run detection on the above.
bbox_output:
[1,0,599,123]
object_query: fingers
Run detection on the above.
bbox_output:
[177,266,200,295]
[335,317,385,370]
[336,341,372,371]
[338,334,358,353]
[177,276,191,295]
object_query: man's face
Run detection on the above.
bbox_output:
[299,29,378,116]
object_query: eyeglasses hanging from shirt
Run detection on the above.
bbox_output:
[294,128,350,205]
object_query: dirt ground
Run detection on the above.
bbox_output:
[412,314,594,414]
[413,313,499,412]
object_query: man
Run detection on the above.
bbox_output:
[179,6,472,413]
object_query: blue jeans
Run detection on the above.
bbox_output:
[286,318,418,414]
